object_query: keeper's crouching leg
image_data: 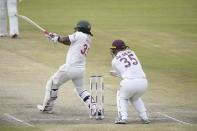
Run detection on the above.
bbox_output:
[117,90,129,121]
[37,77,60,113]
[131,98,149,121]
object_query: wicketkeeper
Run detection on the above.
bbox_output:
[110,40,150,124]
[37,20,101,117]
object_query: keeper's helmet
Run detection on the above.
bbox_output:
[75,20,93,36]
[110,40,129,55]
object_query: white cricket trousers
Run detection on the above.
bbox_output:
[0,0,19,36]
[49,64,85,94]
[118,78,148,120]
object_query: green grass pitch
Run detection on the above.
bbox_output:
[0,0,197,131]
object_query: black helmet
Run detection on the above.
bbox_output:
[75,20,93,36]
[75,20,91,31]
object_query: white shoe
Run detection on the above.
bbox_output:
[90,108,104,120]
[0,34,7,37]
[115,119,128,124]
[92,109,102,116]
[37,104,54,114]
[141,119,151,124]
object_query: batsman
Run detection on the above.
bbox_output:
[37,20,101,117]
[110,40,150,124]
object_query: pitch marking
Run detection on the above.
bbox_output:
[158,111,197,113]
[30,118,80,121]
[4,113,34,127]
[157,112,192,125]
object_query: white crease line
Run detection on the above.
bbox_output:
[29,117,167,122]
[157,112,192,125]
[30,118,80,121]
[4,113,34,127]
[128,117,169,120]
[158,111,197,113]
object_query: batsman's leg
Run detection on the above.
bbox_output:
[79,89,102,117]
[37,77,59,113]
[0,0,8,36]
[79,90,97,109]
[73,78,101,117]
[73,78,96,109]
[37,65,69,113]
[7,0,19,37]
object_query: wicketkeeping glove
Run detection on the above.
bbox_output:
[44,32,59,44]
[109,70,121,78]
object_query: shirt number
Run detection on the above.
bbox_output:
[119,54,138,68]
[81,44,89,56]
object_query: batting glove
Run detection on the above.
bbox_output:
[45,32,59,44]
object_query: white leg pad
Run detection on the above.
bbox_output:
[79,90,96,109]
[41,78,59,111]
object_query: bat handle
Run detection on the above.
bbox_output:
[44,31,49,35]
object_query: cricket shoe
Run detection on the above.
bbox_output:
[0,34,7,37]
[92,109,103,120]
[142,119,151,124]
[115,119,128,124]
[11,34,18,39]
[37,104,54,114]
[93,109,102,116]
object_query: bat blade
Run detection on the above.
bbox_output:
[16,14,49,34]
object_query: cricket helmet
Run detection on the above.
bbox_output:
[110,40,129,55]
[75,20,93,36]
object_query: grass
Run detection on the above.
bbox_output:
[0,123,41,131]
[0,0,197,130]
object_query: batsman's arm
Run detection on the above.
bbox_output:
[44,32,70,45]
[58,36,71,46]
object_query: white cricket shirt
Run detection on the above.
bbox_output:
[67,31,91,68]
[112,50,146,79]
